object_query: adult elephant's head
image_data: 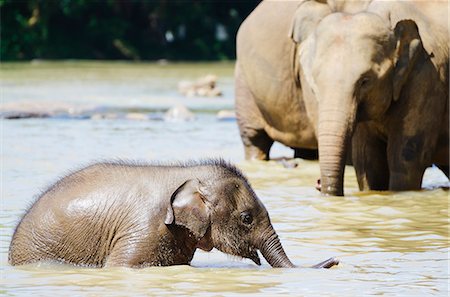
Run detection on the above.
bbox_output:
[165,169,294,267]
[290,1,425,196]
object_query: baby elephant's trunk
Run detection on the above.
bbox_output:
[258,227,295,268]
[258,226,340,269]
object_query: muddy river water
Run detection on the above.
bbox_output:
[1,62,448,296]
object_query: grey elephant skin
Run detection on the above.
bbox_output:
[236,0,449,196]
[9,160,295,268]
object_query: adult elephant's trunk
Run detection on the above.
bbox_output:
[258,226,295,268]
[318,96,356,196]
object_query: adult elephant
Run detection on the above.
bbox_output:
[235,0,367,162]
[236,0,448,195]
[290,0,448,195]
[235,0,318,162]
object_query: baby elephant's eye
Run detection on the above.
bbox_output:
[241,212,253,225]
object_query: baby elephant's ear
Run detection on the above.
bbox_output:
[165,179,210,239]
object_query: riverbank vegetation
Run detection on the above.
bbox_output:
[1,0,260,61]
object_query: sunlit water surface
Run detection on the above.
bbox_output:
[1,62,449,296]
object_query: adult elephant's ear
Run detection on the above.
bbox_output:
[289,0,331,43]
[393,19,424,101]
[165,179,210,239]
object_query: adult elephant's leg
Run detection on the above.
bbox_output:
[436,165,450,179]
[242,129,273,161]
[434,136,449,179]
[387,93,445,190]
[387,133,429,191]
[294,148,318,160]
[235,65,273,160]
[387,129,447,190]
[352,123,389,191]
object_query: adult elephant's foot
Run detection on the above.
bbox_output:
[242,129,274,161]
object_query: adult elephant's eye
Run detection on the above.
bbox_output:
[241,212,253,225]
[360,76,371,88]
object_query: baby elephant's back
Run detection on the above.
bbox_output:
[9,164,162,266]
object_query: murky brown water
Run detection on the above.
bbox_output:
[1,62,449,296]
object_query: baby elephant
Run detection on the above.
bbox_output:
[9,160,338,269]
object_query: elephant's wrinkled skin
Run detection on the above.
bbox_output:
[9,160,296,268]
[236,0,449,196]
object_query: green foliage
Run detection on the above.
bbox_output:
[1,0,260,61]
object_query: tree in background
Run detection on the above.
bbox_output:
[1,0,260,61]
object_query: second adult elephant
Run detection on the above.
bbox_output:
[236,0,449,196]
[290,0,449,195]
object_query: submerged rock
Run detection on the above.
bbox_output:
[217,110,236,121]
[164,104,196,121]
[1,101,95,120]
[1,101,197,123]
[125,113,149,121]
[90,113,120,120]
[178,74,222,97]
[2,112,50,119]
[277,158,299,169]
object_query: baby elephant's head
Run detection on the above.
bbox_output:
[165,164,294,268]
